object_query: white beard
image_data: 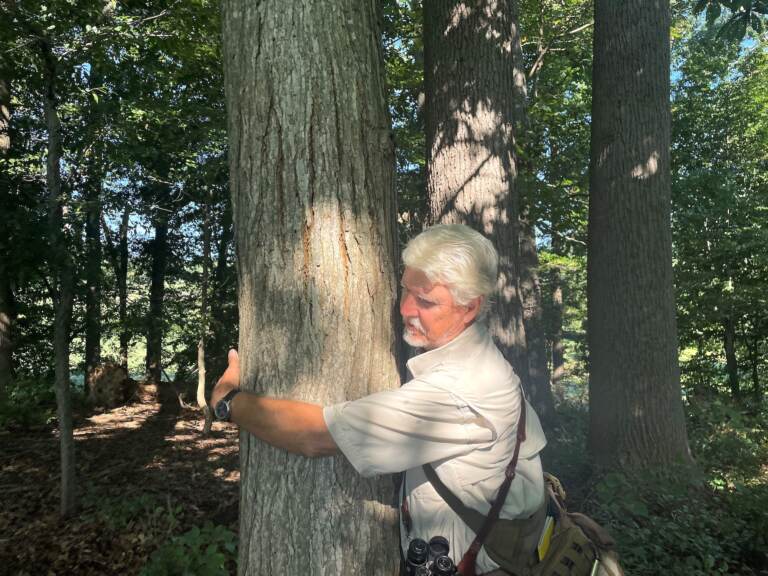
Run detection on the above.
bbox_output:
[402,318,427,348]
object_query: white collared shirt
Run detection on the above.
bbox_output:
[323,323,547,572]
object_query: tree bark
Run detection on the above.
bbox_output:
[42,40,77,515]
[519,215,556,426]
[145,208,168,385]
[587,0,692,468]
[197,202,213,435]
[423,0,529,381]
[723,315,739,398]
[222,1,401,574]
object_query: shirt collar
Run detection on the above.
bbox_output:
[406,322,487,378]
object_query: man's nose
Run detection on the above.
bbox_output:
[400,292,416,317]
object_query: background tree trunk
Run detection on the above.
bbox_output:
[519,215,556,427]
[423,0,529,382]
[118,207,130,370]
[723,315,739,398]
[84,175,102,376]
[587,0,692,468]
[0,74,13,397]
[550,235,565,397]
[145,209,168,385]
[222,1,401,574]
[43,41,77,515]
[197,202,213,435]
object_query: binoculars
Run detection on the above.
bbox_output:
[405,536,456,576]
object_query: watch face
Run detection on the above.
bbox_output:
[214,399,229,420]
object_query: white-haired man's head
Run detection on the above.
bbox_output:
[402,224,499,319]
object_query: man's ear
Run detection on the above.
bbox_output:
[463,296,483,323]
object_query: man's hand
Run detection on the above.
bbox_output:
[211,349,240,408]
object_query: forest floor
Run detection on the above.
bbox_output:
[0,383,240,576]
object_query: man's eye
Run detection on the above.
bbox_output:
[417,297,435,308]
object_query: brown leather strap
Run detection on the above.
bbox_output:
[424,395,527,576]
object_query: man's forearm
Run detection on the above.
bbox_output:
[229,392,339,458]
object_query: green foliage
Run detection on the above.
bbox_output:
[83,491,182,534]
[0,375,57,430]
[693,0,768,40]
[140,522,237,576]
[591,466,768,575]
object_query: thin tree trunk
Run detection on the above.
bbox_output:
[519,215,556,426]
[84,175,102,376]
[750,334,760,405]
[43,41,77,515]
[550,236,565,395]
[209,198,234,376]
[0,75,13,397]
[0,275,13,399]
[118,207,130,370]
[222,0,401,573]
[197,202,213,435]
[723,315,739,398]
[587,0,692,468]
[423,0,529,382]
[145,209,168,385]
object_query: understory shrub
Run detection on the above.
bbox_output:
[140,522,237,576]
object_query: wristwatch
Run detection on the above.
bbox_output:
[214,389,240,421]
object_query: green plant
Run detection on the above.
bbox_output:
[140,522,237,576]
[82,491,182,535]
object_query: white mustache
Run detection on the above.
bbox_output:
[405,318,426,335]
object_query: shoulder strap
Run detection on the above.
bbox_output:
[423,395,527,576]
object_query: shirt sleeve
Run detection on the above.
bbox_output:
[323,378,496,477]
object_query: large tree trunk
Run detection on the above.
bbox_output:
[423,0,529,381]
[723,315,739,398]
[43,42,77,515]
[587,0,691,468]
[519,215,556,427]
[222,1,401,574]
[145,209,168,385]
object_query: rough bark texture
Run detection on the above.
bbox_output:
[423,0,529,380]
[43,43,77,515]
[145,210,168,385]
[587,0,692,468]
[519,216,555,427]
[222,1,401,574]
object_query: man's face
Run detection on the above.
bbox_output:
[399,267,480,350]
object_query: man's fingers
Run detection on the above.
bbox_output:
[228,348,239,367]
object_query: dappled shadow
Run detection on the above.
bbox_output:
[0,383,240,575]
[423,0,530,379]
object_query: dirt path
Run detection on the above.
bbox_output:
[0,384,239,575]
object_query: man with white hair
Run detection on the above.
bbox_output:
[211,224,547,575]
